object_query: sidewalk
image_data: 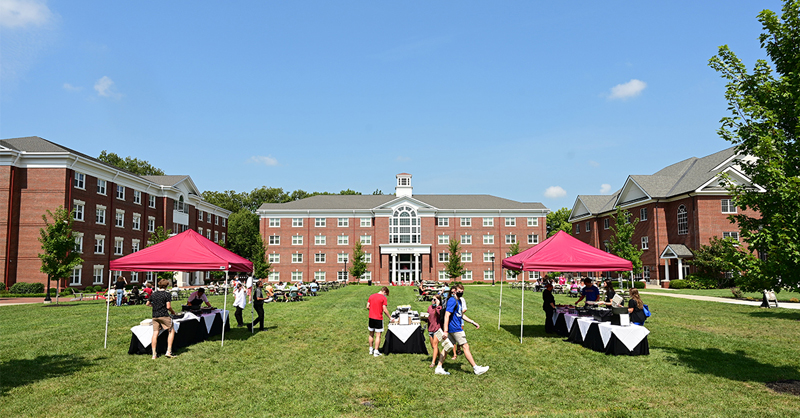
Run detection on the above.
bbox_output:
[639,291,800,310]
[0,297,51,306]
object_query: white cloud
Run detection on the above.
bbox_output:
[588,160,600,168]
[600,184,612,194]
[0,0,53,28]
[62,82,81,92]
[94,76,121,99]
[248,155,279,166]
[544,186,567,199]
[608,79,646,100]
[396,156,411,162]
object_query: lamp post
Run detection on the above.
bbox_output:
[491,256,496,286]
[344,257,349,285]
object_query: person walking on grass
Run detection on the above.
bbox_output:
[233,283,247,327]
[248,280,266,332]
[366,286,390,357]
[146,279,177,359]
[441,284,489,375]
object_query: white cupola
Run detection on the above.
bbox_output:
[395,173,413,197]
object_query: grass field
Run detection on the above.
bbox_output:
[1,285,799,417]
[641,287,800,302]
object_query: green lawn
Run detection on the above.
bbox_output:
[1,286,798,417]
[642,287,800,302]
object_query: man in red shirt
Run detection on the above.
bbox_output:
[366,286,390,357]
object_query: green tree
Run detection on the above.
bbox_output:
[252,234,270,279]
[148,226,174,285]
[226,210,270,278]
[506,241,521,279]
[709,0,800,292]
[349,241,368,282]
[547,207,572,237]
[38,206,83,303]
[607,207,643,279]
[339,189,362,195]
[98,150,165,176]
[444,240,465,280]
[687,237,743,288]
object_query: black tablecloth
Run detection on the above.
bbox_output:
[581,322,607,352]
[566,319,584,344]
[381,326,428,355]
[128,311,229,355]
[604,333,650,356]
[553,312,569,337]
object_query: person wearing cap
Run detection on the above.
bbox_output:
[187,288,212,308]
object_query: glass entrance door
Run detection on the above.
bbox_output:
[393,254,416,284]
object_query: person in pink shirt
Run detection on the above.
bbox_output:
[366,287,390,357]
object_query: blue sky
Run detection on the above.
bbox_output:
[0,0,784,209]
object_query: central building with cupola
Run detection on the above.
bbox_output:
[257,174,549,284]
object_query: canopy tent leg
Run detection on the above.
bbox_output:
[497,268,504,330]
[250,277,254,334]
[221,270,228,347]
[104,270,112,349]
[520,271,525,344]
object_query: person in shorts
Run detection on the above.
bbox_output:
[146,279,177,359]
[366,286,390,357]
[441,284,489,375]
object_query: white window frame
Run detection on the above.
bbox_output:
[96,205,106,225]
[360,235,372,245]
[463,270,473,281]
[641,236,649,250]
[133,190,141,204]
[338,218,349,227]
[528,234,539,245]
[438,252,449,263]
[439,270,448,281]
[269,235,280,245]
[215,215,219,225]
[337,235,349,245]
[505,217,516,227]
[97,179,107,195]
[292,218,303,227]
[438,235,450,245]
[314,253,326,263]
[505,234,517,244]
[640,208,648,221]
[483,234,494,245]
[270,218,280,227]
[360,218,372,227]
[93,265,104,284]
[268,253,280,263]
[116,185,125,200]
[483,252,494,263]
[292,235,303,245]
[315,235,326,245]
[291,271,303,282]
[338,253,349,264]
[721,199,737,214]
[484,270,494,281]
[114,238,124,255]
[527,217,539,227]
[214,231,219,243]
[461,217,472,227]
[269,272,280,282]
[115,210,124,228]
[132,214,141,230]
[482,217,493,227]
[604,218,610,230]
[364,253,372,264]
[149,195,156,208]
[74,233,84,253]
[677,205,688,235]
[723,231,740,242]
[132,239,140,253]
[74,172,85,189]
[147,217,155,233]
[528,271,540,280]
[462,252,472,263]
[315,271,326,281]
[94,235,105,254]
[292,253,303,263]
[315,218,326,227]
[130,272,139,283]
[461,234,472,245]
[575,224,580,234]
[73,200,85,221]
[585,222,591,232]
[437,217,449,227]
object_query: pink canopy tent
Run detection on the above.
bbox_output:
[106,229,253,349]
[499,231,633,343]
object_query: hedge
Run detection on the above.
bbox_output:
[669,279,690,289]
[9,282,45,294]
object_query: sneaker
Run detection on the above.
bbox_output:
[373,351,383,357]
[435,367,450,375]
[369,347,374,355]
[473,365,489,375]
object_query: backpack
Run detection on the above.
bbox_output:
[643,304,651,317]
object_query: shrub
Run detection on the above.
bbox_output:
[685,274,717,290]
[633,281,645,289]
[669,279,690,289]
[0,282,5,291]
[730,287,743,298]
[9,282,31,294]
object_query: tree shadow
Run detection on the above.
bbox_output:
[746,310,800,321]
[500,324,560,339]
[664,347,800,382]
[210,325,278,341]
[0,354,97,396]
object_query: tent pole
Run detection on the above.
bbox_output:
[250,277,254,334]
[520,269,525,344]
[221,270,228,347]
[497,268,504,330]
[104,270,112,349]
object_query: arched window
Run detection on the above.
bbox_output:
[677,205,688,235]
[389,205,420,244]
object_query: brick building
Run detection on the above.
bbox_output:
[257,173,549,284]
[568,147,761,286]
[0,136,230,290]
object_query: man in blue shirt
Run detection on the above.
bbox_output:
[576,278,600,305]
[440,284,489,376]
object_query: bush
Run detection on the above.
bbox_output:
[0,282,5,291]
[685,274,717,290]
[669,279,690,289]
[633,281,645,289]
[731,287,743,298]
[10,282,45,294]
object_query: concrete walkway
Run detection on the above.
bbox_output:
[639,291,800,310]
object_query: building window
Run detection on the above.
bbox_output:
[643,266,651,280]
[505,217,516,227]
[74,172,85,189]
[315,218,326,227]
[74,234,83,253]
[575,224,580,234]
[677,205,688,235]
[214,215,219,225]
[585,222,590,232]
[147,217,155,233]
[116,185,125,200]
[389,205,420,244]
[462,252,472,262]
[603,241,610,252]
[483,234,494,244]
[527,217,539,227]
[461,235,472,245]
[364,253,372,263]
[269,235,280,245]
[438,252,449,263]
[641,236,649,250]
[484,270,494,281]
[97,179,107,195]
[438,235,449,245]
[360,235,372,244]
[207,212,212,222]
[528,234,539,245]
[437,217,449,227]
[73,200,84,221]
[604,218,610,230]
[222,218,226,227]
[439,270,448,281]
[115,210,124,228]
[93,265,104,284]
[640,208,648,221]
[506,270,518,280]
[149,195,156,208]
[132,240,140,253]
[461,217,472,227]
[337,271,348,281]
[338,253,349,264]
[292,218,303,227]
[96,206,106,225]
[360,218,372,227]
[292,235,303,245]
[505,234,517,244]
[291,271,303,282]
[114,238,124,255]
[133,190,141,204]
[268,271,280,282]
[482,217,493,227]
[483,252,494,262]
[268,253,280,264]
[338,218,349,227]
[214,231,219,243]
[315,235,326,245]
[314,253,326,263]
[94,236,105,254]
[723,231,740,242]
[132,214,141,230]
[198,227,203,235]
[463,270,473,281]
[315,271,326,281]
[337,235,349,245]
[130,272,139,283]
[292,253,303,263]
[527,271,540,280]
[721,199,736,214]
[269,218,280,227]
[362,271,371,281]
[198,210,204,222]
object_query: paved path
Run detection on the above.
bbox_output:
[639,291,800,310]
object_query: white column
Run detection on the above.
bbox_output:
[664,260,670,282]
[414,253,419,283]
[677,258,684,280]
[392,253,397,284]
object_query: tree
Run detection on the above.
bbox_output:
[687,237,743,288]
[709,0,800,292]
[38,206,83,303]
[98,150,165,176]
[506,241,521,279]
[226,210,270,278]
[547,207,572,237]
[252,234,270,279]
[349,241,368,282]
[607,207,642,279]
[148,226,174,285]
[444,240,465,280]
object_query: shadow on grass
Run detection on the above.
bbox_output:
[664,347,800,382]
[0,354,96,396]
[500,324,561,339]
[209,325,278,341]
[746,310,800,321]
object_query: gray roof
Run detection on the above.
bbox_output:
[664,244,694,258]
[142,175,190,187]
[258,194,547,211]
[576,194,617,215]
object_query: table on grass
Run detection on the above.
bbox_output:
[563,315,650,356]
[128,309,230,355]
[380,324,428,355]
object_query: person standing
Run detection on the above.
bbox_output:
[248,280,266,332]
[187,288,213,308]
[451,296,467,360]
[576,278,600,306]
[146,279,177,359]
[543,283,556,334]
[603,279,617,305]
[442,284,489,375]
[426,295,445,368]
[366,286,390,357]
[114,276,128,307]
[233,283,247,327]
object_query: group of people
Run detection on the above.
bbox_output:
[366,285,490,376]
[542,277,649,332]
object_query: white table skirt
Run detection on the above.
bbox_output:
[387,324,419,343]
[130,310,228,347]
[598,322,650,351]
[576,317,595,340]
[564,314,579,333]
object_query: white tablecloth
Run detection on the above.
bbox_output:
[598,322,650,351]
[130,311,229,347]
[576,317,595,340]
[564,314,579,333]
[387,324,419,343]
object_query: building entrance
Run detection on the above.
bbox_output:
[391,254,419,284]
